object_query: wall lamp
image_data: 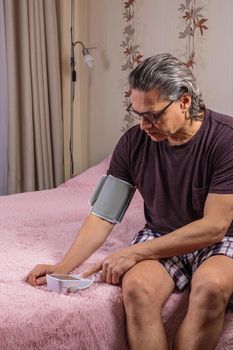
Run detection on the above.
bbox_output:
[71,41,94,78]
[69,0,94,177]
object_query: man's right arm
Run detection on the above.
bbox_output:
[25,214,114,286]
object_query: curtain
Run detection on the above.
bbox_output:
[0,0,8,195]
[4,0,64,194]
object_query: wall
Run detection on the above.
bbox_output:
[196,1,233,116]
[88,0,124,166]
[57,0,90,180]
[84,0,233,169]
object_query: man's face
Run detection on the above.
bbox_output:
[130,89,190,142]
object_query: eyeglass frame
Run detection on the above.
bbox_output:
[126,99,175,125]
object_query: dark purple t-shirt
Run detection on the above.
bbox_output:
[107,109,233,236]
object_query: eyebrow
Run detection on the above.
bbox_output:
[131,106,158,115]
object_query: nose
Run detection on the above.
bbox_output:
[140,116,153,131]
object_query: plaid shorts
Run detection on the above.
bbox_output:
[131,228,233,313]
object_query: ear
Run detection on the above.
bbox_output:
[180,94,192,111]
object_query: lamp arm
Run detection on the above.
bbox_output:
[73,40,86,50]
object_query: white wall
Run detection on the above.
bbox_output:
[85,0,233,167]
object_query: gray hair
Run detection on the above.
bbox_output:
[128,53,205,119]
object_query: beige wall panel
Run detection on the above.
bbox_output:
[58,0,90,180]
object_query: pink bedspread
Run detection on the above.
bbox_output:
[0,157,232,349]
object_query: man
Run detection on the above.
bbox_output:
[26,53,233,350]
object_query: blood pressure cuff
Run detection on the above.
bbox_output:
[89,175,136,224]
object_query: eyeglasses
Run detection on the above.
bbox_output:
[126,99,175,124]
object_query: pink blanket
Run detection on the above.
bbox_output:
[0,157,232,349]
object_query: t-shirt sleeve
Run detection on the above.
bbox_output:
[107,132,135,185]
[209,137,233,193]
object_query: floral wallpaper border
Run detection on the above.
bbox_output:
[121,0,143,132]
[121,0,208,131]
[178,0,208,68]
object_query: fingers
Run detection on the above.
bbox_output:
[105,265,121,285]
[82,255,128,284]
[81,262,102,278]
[101,253,136,284]
[36,276,46,286]
[111,268,121,285]
[81,262,119,284]
[25,270,38,287]
[25,264,52,287]
[98,260,121,285]
[26,274,39,287]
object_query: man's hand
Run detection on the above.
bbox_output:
[82,248,139,284]
[25,264,68,287]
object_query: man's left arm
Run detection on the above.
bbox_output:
[82,193,233,284]
[134,193,233,259]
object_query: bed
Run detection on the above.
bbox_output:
[0,156,233,350]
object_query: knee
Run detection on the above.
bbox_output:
[122,274,157,311]
[190,279,228,317]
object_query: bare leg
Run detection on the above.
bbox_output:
[174,255,233,350]
[122,260,175,350]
